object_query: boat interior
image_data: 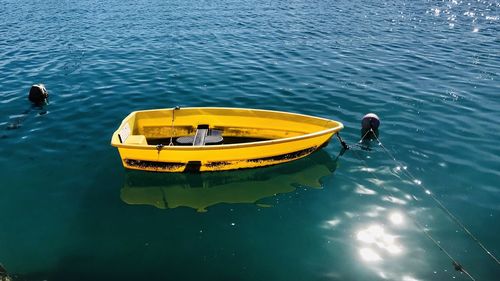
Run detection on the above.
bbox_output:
[118,108,339,147]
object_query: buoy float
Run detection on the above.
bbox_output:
[361,113,380,140]
[28,84,48,105]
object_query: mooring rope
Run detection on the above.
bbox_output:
[168,106,180,146]
[359,129,373,143]
[367,129,500,266]
[413,218,476,281]
[349,148,476,281]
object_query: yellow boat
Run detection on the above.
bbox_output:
[111,107,343,172]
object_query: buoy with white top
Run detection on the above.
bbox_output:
[361,113,380,140]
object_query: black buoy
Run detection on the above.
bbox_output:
[28,84,48,105]
[361,113,380,140]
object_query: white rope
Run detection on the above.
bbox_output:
[413,219,476,281]
[359,128,373,143]
[369,129,500,266]
[168,107,176,146]
[350,148,477,280]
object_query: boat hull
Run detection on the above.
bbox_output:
[111,107,343,172]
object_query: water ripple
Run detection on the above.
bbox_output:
[1,0,499,280]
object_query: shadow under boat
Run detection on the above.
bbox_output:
[120,149,340,212]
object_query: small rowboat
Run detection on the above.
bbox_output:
[111,107,343,172]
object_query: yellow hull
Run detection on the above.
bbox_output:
[111,107,343,172]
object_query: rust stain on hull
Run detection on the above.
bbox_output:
[125,159,184,172]
[124,146,319,172]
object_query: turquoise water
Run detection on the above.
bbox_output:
[1,0,499,280]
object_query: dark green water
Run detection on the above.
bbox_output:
[1,0,499,280]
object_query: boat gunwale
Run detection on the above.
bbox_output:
[111,107,344,150]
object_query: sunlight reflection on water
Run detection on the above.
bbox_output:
[350,210,410,279]
[357,224,403,260]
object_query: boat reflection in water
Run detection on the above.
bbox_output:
[121,150,340,212]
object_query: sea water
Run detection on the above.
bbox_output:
[0,0,499,280]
